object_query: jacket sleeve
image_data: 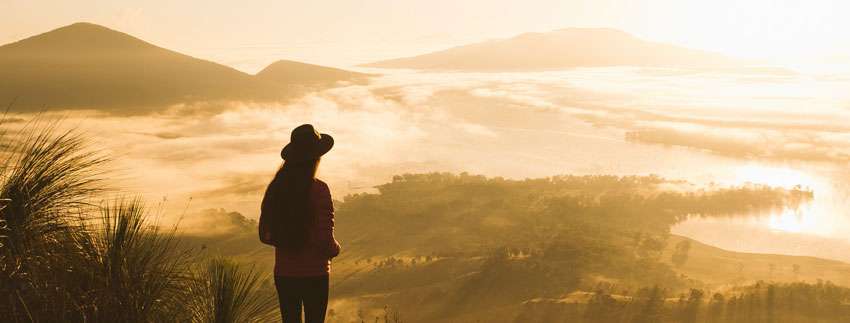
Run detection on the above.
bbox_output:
[313,181,341,258]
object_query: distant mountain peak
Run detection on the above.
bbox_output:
[509,28,635,44]
[364,28,740,71]
[59,21,113,31]
[260,59,334,72]
[256,59,370,86]
[553,27,631,34]
[1,22,157,53]
[26,21,124,37]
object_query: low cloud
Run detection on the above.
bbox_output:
[626,126,850,162]
[5,67,848,221]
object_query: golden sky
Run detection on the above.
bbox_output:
[2,0,849,71]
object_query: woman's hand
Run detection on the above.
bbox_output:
[261,230,274,245]
[328,238,341,258]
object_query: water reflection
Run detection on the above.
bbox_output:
[673,163,850,261]
[768,206,816,234]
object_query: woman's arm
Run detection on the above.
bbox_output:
[258,181,277,246]
[313,181,341,258]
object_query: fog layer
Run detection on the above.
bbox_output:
[7,67,850,258]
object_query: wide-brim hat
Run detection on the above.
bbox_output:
[280,124,334,162]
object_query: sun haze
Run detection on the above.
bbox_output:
[4,1,850,322]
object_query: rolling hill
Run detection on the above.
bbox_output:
[363,28,741,71]
[0,22,366,112]
[256,59,370,86]
[663,234,850,287]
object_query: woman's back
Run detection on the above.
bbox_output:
[272,178,340,277]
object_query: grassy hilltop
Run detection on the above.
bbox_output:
[4,122,850,323]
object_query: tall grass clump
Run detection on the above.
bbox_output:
[0,119,280,322]
[187,257,279,323]
[84,198,193,322]
[0,122,109,321]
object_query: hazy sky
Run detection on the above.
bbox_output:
[2,0,849,72]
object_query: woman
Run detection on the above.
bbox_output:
[259,124,341,323]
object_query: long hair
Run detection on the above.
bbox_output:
[260,158,319,251]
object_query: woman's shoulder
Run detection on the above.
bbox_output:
[311,179,334,212]
[312,178,331,193]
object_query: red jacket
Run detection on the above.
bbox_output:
[260,179,341,276]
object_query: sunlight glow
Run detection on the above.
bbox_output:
[731,164,835,236]
[672,0,850,65]
[767,207,810,233]
[733,164,814,189]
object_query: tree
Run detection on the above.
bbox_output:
[671,240,691,267]
[636,236,666,262]
[707,293,725,323]
[766,285,776,323]
[681,289,704,323]
[633,286,664,323]
[585,289,621,323]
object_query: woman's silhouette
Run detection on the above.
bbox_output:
[259,124,341,323]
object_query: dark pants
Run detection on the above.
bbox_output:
[274,275,329,323]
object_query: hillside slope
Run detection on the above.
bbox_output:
[664,235,850,287]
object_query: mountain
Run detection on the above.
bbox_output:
[256,59,370,86]
[363,28,741,71]
[0,23,366,112]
